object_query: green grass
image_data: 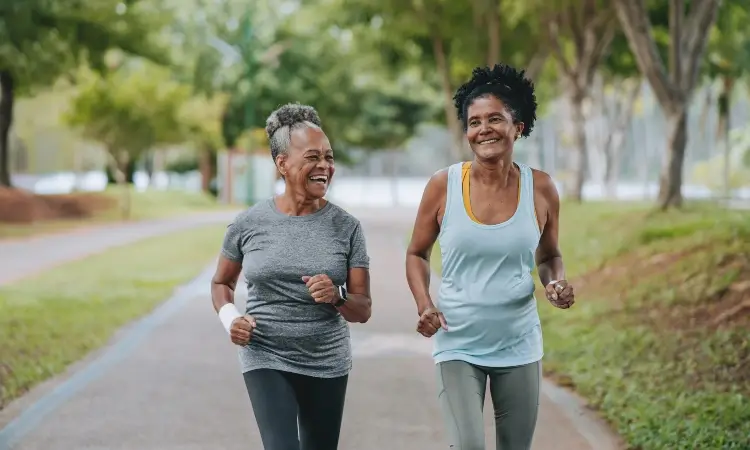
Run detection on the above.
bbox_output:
[417,201,750,449]
[0,224,227,409]
[0,187,234,240]
[104,186,231,220]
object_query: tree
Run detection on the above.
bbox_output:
[178,93,228,193]
[217,3,438,161]
[614,0,722,209]
[703,0,750,198]
[65,66,190,218]
[546,0,617,201]
[329,0,552,162]
[163,0,256,191]
[595,32,645,199]
[0,0,167,187]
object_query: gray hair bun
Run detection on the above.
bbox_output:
[265,103,322,139]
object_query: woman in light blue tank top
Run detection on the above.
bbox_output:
[406,64,576,450]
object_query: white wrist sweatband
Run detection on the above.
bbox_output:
[218,303,242,334]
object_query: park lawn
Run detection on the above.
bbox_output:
[418,201,750,450]
[0,187,234,240]
[100,186,232,220]
[0,224,227,410]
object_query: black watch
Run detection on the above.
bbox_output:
[334,285,347,307]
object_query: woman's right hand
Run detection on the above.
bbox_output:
[230,315,256,345]
[416,307,448,338]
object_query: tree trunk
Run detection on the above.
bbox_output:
[431,34,465,161]
[524,48,548,82]
[0,70,14,188]
[657,108,687,209]
[614,0,722,209]
[587,74,607,185]
[199,145,214,193]
[111,150,132,220]
[718,75,734,199]
[698,86,712,142]
[604,80,640,199]
[568,91,588,202]
[144,150,155,187]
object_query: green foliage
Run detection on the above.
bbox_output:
[0,0,170,187]
[539,203,750,449]
[347,89,438,150]
[65,65,192,164]
[165,157,200,174]
[0,0,168,93]
[179,93,228,153]
[216,4,438,155]
[330,0,551,103]
[603,32,640,80]
[705,0,750,80]
[161,0,437,154]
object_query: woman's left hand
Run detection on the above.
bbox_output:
[546,280,575,309]
[302,274,338,304]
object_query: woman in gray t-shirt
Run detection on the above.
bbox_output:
[210,103,372,450]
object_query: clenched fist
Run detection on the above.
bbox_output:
[546,280,575,309]
[417,306,448,338]
[302,274,338,304]
[230,315,256,345]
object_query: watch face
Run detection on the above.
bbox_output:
[335,285,347,307]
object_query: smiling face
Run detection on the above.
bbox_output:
[465,95,524,162]
[276,126,335,199]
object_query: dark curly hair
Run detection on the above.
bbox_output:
[265,103,323,161]
[453,64,537,138]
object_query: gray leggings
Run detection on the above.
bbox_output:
[436,360,541,450]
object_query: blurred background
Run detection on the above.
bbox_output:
[0,1,749,450]
[2,0,750,214]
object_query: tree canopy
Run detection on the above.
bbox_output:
[1,0,746,209]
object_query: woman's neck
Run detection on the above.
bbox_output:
[275,190,324,216]
[471,156,516,188]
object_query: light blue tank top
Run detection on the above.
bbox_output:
[434,161,543,367]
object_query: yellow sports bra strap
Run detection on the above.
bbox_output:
[461,162,480,223]
[461,161,523,225]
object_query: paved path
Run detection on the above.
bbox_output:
[0,207,620,450]
[0,210,241,286]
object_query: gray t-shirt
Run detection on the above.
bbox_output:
[221,198,369,378]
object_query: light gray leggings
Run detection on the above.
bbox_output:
[436,360,541,450]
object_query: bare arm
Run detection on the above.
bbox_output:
[534,172,565,285]
[406,170,447,316]
[211,256,243,312]
[337,267,371,323]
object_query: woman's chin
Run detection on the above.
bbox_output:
[472,146,510,162]
[305,182,329,198]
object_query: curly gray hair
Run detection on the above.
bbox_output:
[265,103,323,162]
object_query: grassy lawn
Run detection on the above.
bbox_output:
[104,187,233,220]
[417,201,750,449]
[0,224,227,410]
[0,187,235,240]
